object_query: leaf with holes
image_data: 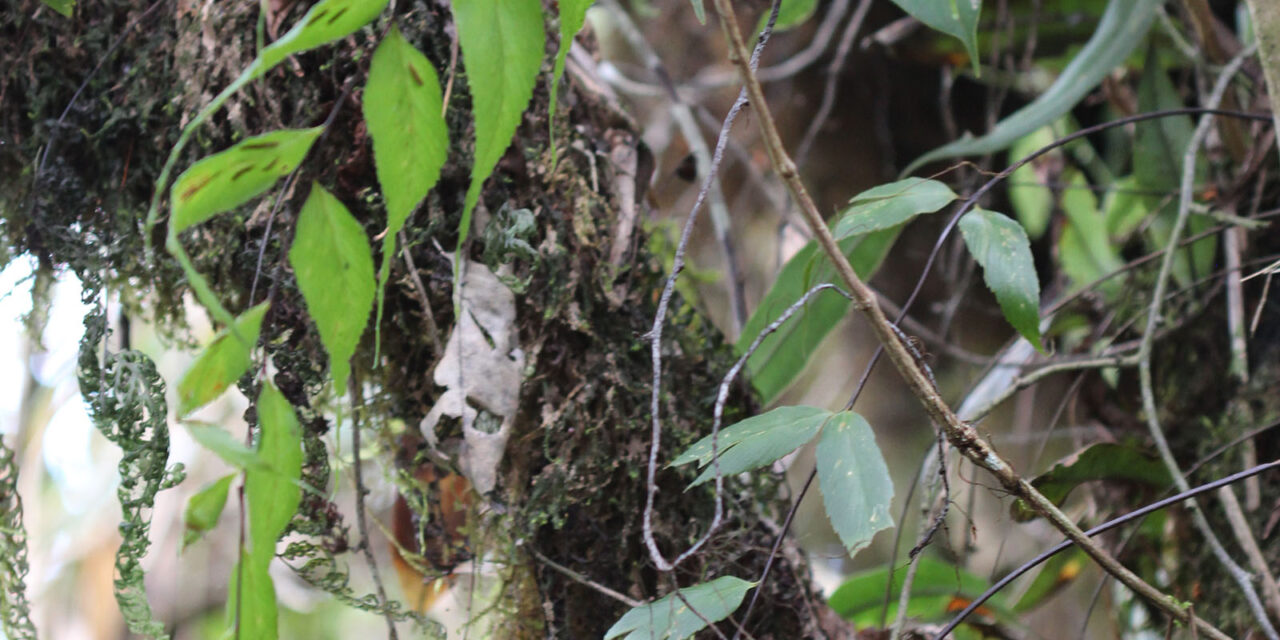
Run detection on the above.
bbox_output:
[604,576,755,640]
[815,411,894,555]
[182,474,235,550]
[257,0,390,74]
[288,184,375,396]
[452,0,544,249]
[177,302,268,416]
[671,406,831,486]
[832,178,957,240]
[890,0,982,74]
[959,208,1043,351]
[170,128,321,234]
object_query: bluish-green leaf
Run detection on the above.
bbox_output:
[737,228,899,404]
[829,557,1006,626]
[889,0,981,74]
[170,128,322,234]
[672,406,831,486]
[958,208,1043,351]
[832,178,957,240]
[288,184,375,396]
[40,0,73,16]
[604,576,755,640]
[185,423,269,472]
[256,0,391,74]
[452,0,545,249]
[550,0,594,163]
[815,411,894,555]
[177,302,269,416]
[182,474,235,550]
[904,0,1161,174]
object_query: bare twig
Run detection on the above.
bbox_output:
[527,547,639,608]
[708,0,1233,635]
[398,230,443,355]
[349,380,399,640]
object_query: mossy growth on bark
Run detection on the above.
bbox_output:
[2,1,824,637]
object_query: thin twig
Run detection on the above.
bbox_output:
[349,379,399,640]
[527,547,639,608]
[1133,45,1280,638]
[398,230,443,355]
[708,1,1233,635]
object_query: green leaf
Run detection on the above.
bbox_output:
[182,474,235,550]
[689,0,706,24]
[364,26,449,235]
[1101,174,1151,239]
[758,0,818,32]
[1059,171,1124,297]
[1013,548,1087,612]
[550,0,594,163]
[815,411,894,555]
[246,383,303,565]
[832,178,957,240]
[177,302,269,416]
[170,128,322,235]
[958,208,1043,351]
[889,0,981,74]
[737,227,899,404]
[288,184,376,396]
[672,406,831,486]
[604,576,755,640]
[904,0,1161,175]
[257,0,391,74]
[185,423,268,472]
[227,555,279,640]
[40,0,73,16]
[1011,442,1171,522]
[829,557,1005,626]
[452,0,545,250]
[1006,126,1057,240]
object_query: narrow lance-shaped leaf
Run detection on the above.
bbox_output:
[182,474,235,550]
[177,302,269,416]
[903,0,1161,174]
[288,184,375,396]
[831,178,957,240]
[170,128,322,234]
[671,406,830,487]
[958,208,1043,351]
[184,423,269,472]
[452,0,545,250]
[889,0,981,74]
[550,0,594,164]
[605,576,755,640]
[41,0,73,17]
[255,0,391,76]
[815,411,894,555]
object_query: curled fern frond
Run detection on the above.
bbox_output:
[0,437,37,640]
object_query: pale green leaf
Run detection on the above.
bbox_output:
[1007,126,1057,240]
[363,25,449,235]
[227,556,279,640]
[170,128,322,234]
[958,208,1043,350]
[829,557,1005,625]
[831,178,957,240]
[889,0,981,74]
[550,0,594,163]
[757,0,818,32]
[182,474,235,550]
[246,382,303,566]
[604,576,755,640]
[737,227,899,405]
[452,0,545,248]
[185,423,268,472]
[689,0,706,24]
[257,0,391,74]
[904,0,1161,174]
[815,411,894,555]
[1059,171,1124,296]
[40,0,73,17]
[177,302,269,416]
[672,406,830,486]
[288,183,376,396]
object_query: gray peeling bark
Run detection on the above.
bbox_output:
[1,1,830,638]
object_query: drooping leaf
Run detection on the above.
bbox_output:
[256,0,391,74]
[40,0,73,16]
[671,406,831,486]
[829,557,1006,626]
[757,0,818,32]
[1011,442,1171,522]
[1013,548,1087,612]
[246,383,303,565]
[184,423,268,472]
[182,474,235,550]
[1101,174,1152,239]
[1006,126,1058,240]
[452,0,545,250]
[170,128,322,234]
[815,412,894,555]
[737,227,899,404]
[226,554,279,640]
[958,208,1043,351]
[1058,171,1124,297]
[889,0,981,74]
[288,184,375,396]
[550,0,594,163]
[177,302,269,416]
[604,576,755,640]
[904,0,1161,174]
[831,178,957,240]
